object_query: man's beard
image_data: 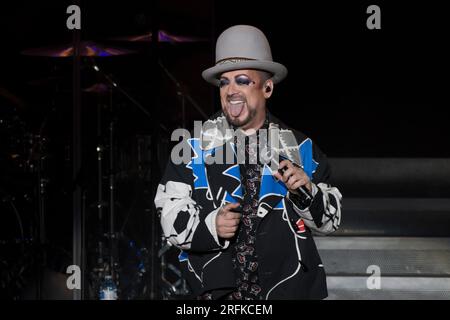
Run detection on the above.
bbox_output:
[224,106,257,129]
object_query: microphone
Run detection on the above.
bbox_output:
[278,165,313,208]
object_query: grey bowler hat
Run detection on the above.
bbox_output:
[202,25,288,86]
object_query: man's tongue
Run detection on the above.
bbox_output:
[230,102,244,117]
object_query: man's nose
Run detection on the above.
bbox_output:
[226,80,241,95]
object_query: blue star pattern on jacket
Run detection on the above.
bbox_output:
[178,250,188,262]
[260,165,288,199]
[186,137,318,209]
[299,138,318,179]
[222,164,243,203]
[186,138,212,190]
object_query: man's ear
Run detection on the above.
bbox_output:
[263,80,274,98]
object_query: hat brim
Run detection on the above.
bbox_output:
[202,60,288,86]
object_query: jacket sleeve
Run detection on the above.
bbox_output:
[287,141,342,235]
[154,142,229,252]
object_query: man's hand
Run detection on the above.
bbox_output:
[273,160,312,194]
[216,202,241,239]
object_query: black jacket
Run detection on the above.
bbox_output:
[154,112,342,299]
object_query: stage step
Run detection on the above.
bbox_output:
[316,158,450,298]
[316,237,450,276]
[326,276,450,300]
[329,158,450,198]
[316,237,450,299]
[331,198,450,236]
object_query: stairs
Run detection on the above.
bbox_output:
[317,236,450,299]
[318,158,450,299]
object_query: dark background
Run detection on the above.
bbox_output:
[0,0,448,299]
[1,1,449,157]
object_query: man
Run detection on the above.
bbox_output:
[154,25,342,300]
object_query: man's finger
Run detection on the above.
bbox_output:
[223,217,240,226]
[291,180,303,190]
[279,159,291,169]
[217,218,239,228]
[220,233,236,239]
[224,202,240,210]
[224,211,241,220]
[219,225,238,233]
[282,167,295,180]
[286,174,299,186]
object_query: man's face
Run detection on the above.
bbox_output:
[219,70,272,130]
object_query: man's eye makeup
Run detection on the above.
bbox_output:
[219,75,256,88]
